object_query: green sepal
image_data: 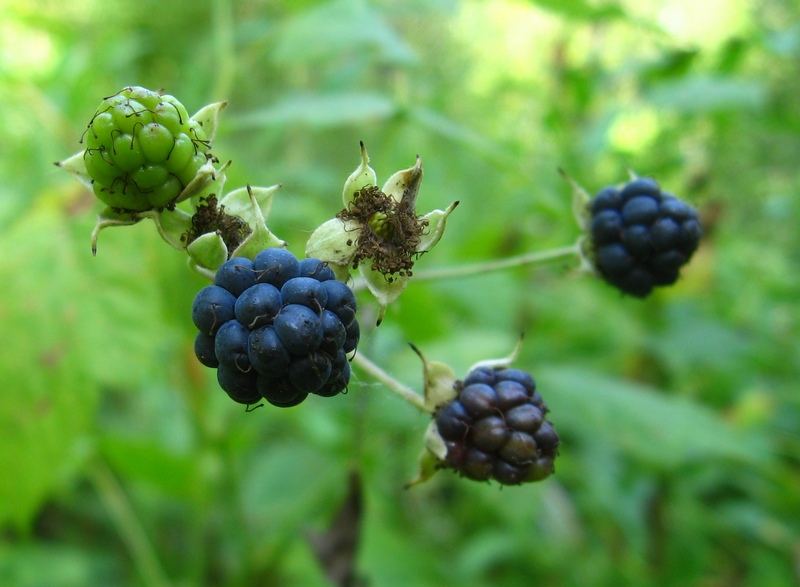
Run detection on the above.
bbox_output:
[187,231,228,277]
[230,185,288,260]
[381,154,422,205]
[410,343,458,413]
[405,444,442,489]
[328,262,353,282]
[342,141,377,207]
[305,217,360,267]
[90,207,143,256]
[148,207,194,250]
[466,337,524,373]
[418,201,460,252]
[423,420,448,461]
[559,168,592,232]
[190,101,227,144]
[360,267,410,326]
[177,158,227,206]
[90,206,194,256]
[187,258,215,282]
[220,184,279,231]
[56,151,93,191]
[575,235,596,275]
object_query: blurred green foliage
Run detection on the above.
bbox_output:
[1,0,799,585]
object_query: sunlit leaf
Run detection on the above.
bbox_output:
[527,0,625,20]
[100,436,197,499]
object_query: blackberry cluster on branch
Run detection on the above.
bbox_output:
[434,366,559,485]
[191,248,359,408]
[586,177,702,297]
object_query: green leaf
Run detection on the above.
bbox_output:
[100,436,197,499]
[240,443,345,536]
[360,265,410,326]
[646,75,767,113]
[231,219,287,261]
[380,154,422,204]
[466,337,523,373]
[539,367,772,469]
[527,0,625,20]
[271,0,416,65]
[0,544,121,586]
[230,92,398,129]
[408,107,517,167]
[0,205,99,528]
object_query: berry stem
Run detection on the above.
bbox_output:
[88,460,173,587]
[351,352,429,413]
[411,243,582,282]
[349,243,581,292]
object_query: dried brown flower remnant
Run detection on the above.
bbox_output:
[305,142,458,323]
[182,194,251,255]
[337,185,429,281]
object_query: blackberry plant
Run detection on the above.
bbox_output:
[60,86,703,489]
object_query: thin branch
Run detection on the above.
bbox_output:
[88,460,173,587]
[351,352,428,413]
[410,243,582,283]
[350,243,581,292]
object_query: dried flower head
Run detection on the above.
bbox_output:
[306,142,458,323]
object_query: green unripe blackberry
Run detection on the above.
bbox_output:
[82,86,211,212]
[434,366,559,486]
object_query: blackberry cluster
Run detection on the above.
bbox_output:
[587,177,702,297]
[434,366,559,485]
[191,248,359,408]
[82,86,211,212]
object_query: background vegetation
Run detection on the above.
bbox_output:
[1,0,798,585]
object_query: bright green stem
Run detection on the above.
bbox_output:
[410,242,582,282]
[88,460,173,587]
[351,352,428,413]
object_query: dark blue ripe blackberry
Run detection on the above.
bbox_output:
[587,177,702,297]
[191,248,359,408]
[434,367,559,485]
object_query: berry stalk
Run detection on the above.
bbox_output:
[350,352,428,413]
[351,242,581,289]
[88,460,173,587]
